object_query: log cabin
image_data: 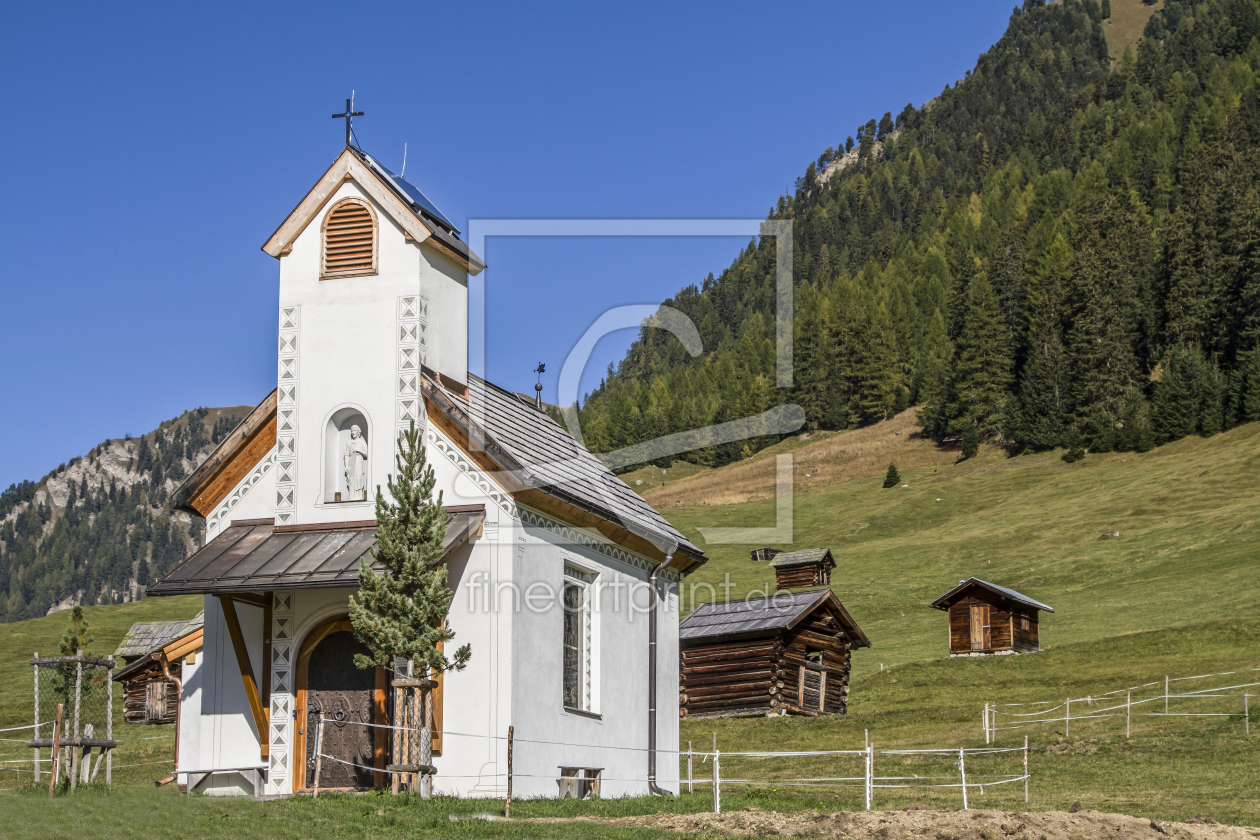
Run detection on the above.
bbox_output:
[678,589,870,719]
[930,578,1053,656]
[113,615,204,725]
[769,548,834,589]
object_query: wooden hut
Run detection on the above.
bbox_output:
[112,615,203,724]
[769,548,834,589]
[679,589,870,719]
[930,578,1053,656]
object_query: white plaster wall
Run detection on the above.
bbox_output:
[197,595,266,793]
[176,651,202,787]
[504,520,681,798]
[277,178,470,529]
[204,449,277,542]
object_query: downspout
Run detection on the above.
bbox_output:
[153,653,183,773]
[648,546,678,796]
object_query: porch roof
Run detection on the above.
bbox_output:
[147,506,484,595]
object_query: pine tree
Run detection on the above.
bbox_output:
[882,463,901,488]
[1101,0,1111,18]
[960,425,980,460]
[1152,345,1204,443]
[947,274,1011,438]
[1062,424,1086,462]
[349,421,471,677]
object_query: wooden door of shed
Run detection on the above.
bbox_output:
[969,605,991,651]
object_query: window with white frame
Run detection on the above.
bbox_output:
[562,564,596,712]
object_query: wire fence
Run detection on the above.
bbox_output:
[982,665,1259,742]
[679,738,1029,813]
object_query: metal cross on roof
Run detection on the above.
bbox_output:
[332,97,364,148]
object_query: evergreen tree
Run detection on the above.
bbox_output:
[1062,425,1086,463]
[1152,345,1206,443]
[961,424,980,460]
[877,111,894,141]
[882,463,901,488]
[1101,0,1110,18]
[947,274,1011,438]
[349,421,471,677]
[845,136,854,153]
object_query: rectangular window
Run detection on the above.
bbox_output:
[562,582,584,710]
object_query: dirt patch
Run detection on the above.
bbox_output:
[561,807,1260,840]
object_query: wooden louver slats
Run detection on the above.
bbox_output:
[323,200,376,276]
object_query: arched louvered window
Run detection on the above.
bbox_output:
[321,198,377,278]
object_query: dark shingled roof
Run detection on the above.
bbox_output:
[769,548,834,569]
[465,373,701,558]
[115,614,204,659]
[930,578,1055,613]
[680,589,870,647]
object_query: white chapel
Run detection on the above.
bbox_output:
[149,140,706,797]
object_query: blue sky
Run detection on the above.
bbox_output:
[0,1,1013,489]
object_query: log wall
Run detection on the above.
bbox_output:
[679,610,854,719]
[773,564,832,589]
[122,664,180,725]
[946,589,1041,655]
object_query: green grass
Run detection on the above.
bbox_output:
[666,423,1260,824]
[1103,0,1163,62]
[0,595,201,787]
[2,427,1259,834]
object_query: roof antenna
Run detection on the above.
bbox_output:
[402,142,407,177]
[533,363,546,410]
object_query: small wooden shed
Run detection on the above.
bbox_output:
[930,578,1053,656]
[112,615,203,724]
[769,548,835,589]
[678,589,870,719]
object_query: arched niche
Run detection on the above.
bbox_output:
[323,406,371,503]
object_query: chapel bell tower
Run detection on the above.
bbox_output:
[259,142,486,527]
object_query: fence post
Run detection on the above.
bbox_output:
[1126,692,1131,739]
[71,652,82,792]
[312,714,324,799]
[984,703,990,744]
[687,740,693,793]
[1245,692,1250,736]
[48,703,63,798]
[712,732,719,814]
[713,752,721,812]
[959,748,968,810]
[864,744,873,811]
[505,725,513,818]
[106,655,113,787]
[1165,676,1169,714]
[33,652,39,784]
[1064,698,1070,739]
[1023,735,1029,804]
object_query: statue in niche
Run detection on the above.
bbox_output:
[343,424,368,501]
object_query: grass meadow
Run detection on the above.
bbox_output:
[1,422,1258,836]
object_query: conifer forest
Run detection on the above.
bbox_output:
[577,0,1260,468]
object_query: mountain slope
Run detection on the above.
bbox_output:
[0,405,252,622]
[659,419,1260,672]
[578,0,1260,471]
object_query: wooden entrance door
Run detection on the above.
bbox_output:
[969,605,991,651]
[294,617,386,791]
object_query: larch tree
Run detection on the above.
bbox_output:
[349,421,471,677]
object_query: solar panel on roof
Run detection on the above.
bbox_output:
[363,154,461,234]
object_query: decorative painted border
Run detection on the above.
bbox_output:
[267,591,295,795]
[396,296,427,464]
[425,426,518,519]
[206,449,276,539]
[422,421,680,581]
[276,306,300,526]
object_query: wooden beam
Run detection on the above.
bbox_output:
[187,414,277,517]
[216,596,269,758]
[161,628,203,663]
[227,592,271,610]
